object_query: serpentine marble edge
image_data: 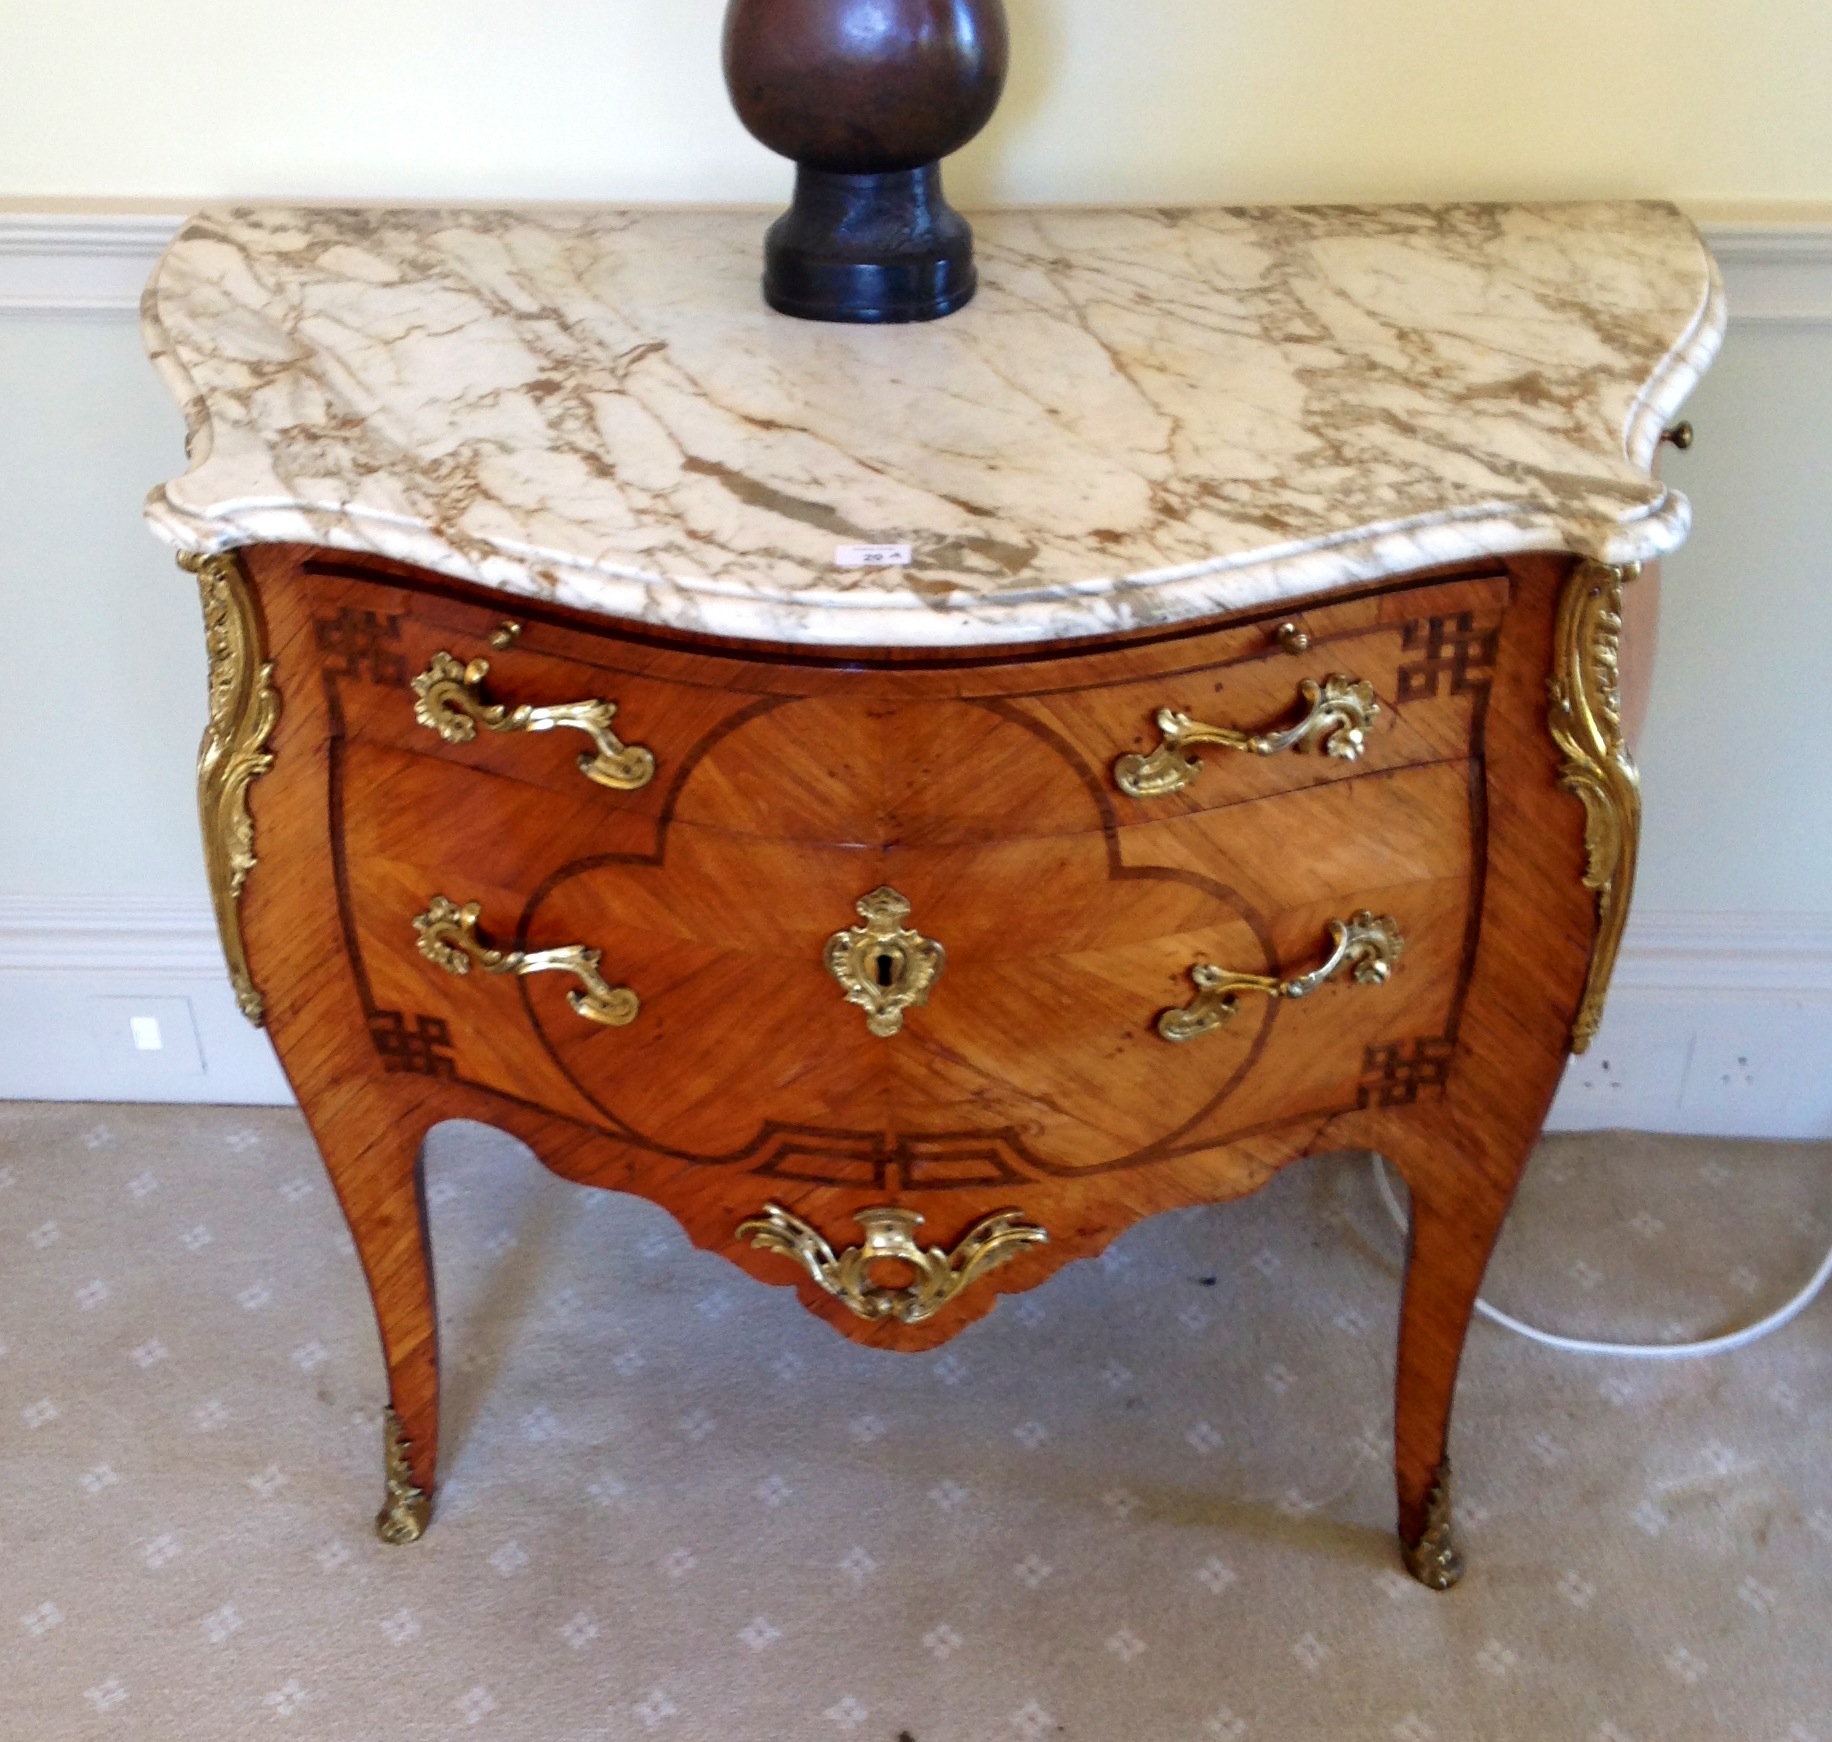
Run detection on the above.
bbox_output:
[143,203,1723,647]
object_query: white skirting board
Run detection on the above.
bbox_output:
[1543,914,1832,1138]
[2,895,1828,1133]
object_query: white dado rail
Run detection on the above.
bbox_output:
[2,209,1829,322]
[3,207,1830,1129]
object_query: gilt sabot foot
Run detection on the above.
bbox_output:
[375,1407,432,1545]
[1400,1459,1465,1591]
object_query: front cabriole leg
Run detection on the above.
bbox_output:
[303,1083,443,1544]
[1375,1107,1530,1590]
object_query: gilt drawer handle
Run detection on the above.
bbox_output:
[413,895,638,1027]
[736,1203,1047,1325]
[1114,675,1379,798]
[411,651,656,791]
[825,887,946,1037]
[1159,910,1404,1043]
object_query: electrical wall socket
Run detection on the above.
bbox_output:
[1683,1039,1763,1105]
[1548,985,1832,1138]
[86,995,205,1076]
[1676,1004,1827,1133]
[1550,1031,1691,1120]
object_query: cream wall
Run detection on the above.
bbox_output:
[0,318,202,897]
[4,0,1832,206]
[1636,329,1832,915]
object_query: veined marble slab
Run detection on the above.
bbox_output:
[143,203,1723,648]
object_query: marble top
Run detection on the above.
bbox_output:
[143,203,1723,648]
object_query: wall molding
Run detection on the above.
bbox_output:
[0,893,228,975]
[0,894,291,1106]
[1545,910,1832,1139]
[1,210,1830,322]
[1603,909,1832,993]
[0,214,188,313]
[1696,225,1832,324]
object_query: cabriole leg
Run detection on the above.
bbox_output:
[1383,1113,1531,1590]
[298,1083,441,1544]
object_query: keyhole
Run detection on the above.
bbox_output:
[874,951,897,988]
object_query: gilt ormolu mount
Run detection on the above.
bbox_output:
[722,0,1009,321]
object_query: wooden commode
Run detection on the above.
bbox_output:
[143,203,1723,1586]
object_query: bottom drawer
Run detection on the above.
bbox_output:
[341,741,1475,1188]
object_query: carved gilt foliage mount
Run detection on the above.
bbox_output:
[1547,560,1642,1053]
[185,551,280,1026]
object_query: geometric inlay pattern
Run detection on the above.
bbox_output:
[314,608,407,686]
[1358,1037,1456,1108]
[367,1010,457,1079]
[1397,612,1499,702]
[749,1128,1034,1191]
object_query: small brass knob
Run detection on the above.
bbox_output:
[1660,422,1693,451]
[1275,621,1310,655]
[488,621,523,650]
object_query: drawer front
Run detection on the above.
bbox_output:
[309,574,762,828]
[337,695,1477,1186]
[309,560,1507,849]
[340,742,626,1123]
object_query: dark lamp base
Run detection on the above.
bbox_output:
[763,165,977,324]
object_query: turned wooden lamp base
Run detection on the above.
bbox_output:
[722,0,1008,324]
[764,165,977,324]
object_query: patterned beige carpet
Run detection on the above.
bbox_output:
[3,1102,1828,1742]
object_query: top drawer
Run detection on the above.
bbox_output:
[298,556,1509,847]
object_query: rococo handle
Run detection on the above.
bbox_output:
[412,895,639,1027]
[411,651,656,791]
[735,1203,1047,1325]
[1159,911,1404,1043]
[1114,675,1379,799]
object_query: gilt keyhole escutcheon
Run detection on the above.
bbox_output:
[824,887,945,1037]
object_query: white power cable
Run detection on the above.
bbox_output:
[1370,1155,1832,1359]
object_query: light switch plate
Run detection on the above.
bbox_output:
[87,995,205,1076]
